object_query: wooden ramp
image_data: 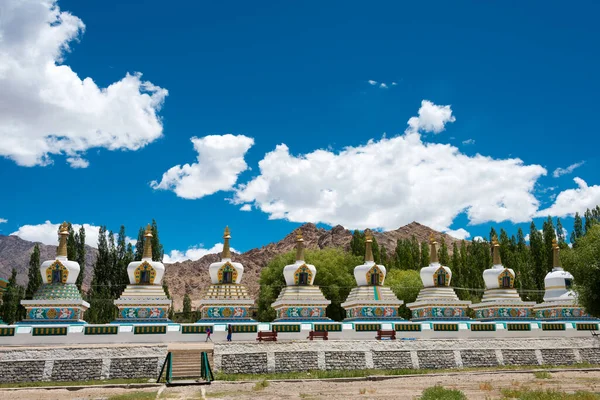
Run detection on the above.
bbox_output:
[159,343,214,385]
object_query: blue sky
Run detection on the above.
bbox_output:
[1,1,599,262]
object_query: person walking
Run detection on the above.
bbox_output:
[205,327,212,342]
[227,324,233,342]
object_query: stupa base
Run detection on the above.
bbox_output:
[471,300,536,320]
[20,299,89,324]
[533,302,593,320]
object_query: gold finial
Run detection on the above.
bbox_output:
[365,229,374,262]
[295,229,305,261]
[429,233,439,263]
[222,226,232,259]
[552,238,561,268]
[142,223,153,259]
[57,221,69,257]
[492,235,501,265]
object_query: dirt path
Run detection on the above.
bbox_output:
[2,370,600,399]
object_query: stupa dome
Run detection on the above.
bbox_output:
[126,224,165,285]
[39,222,80,285]
[208,226,244,284]
[353,229,386,286]
[420,234,452,288]
[283,230,317,286]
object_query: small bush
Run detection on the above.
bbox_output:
[534,371,552,379]
[479,382,493,391]
[359,388,367,395]
[420,386,467,400]
[501,388,600,400]
[253,380,270,391]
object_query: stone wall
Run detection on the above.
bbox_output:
[213,337,600,373]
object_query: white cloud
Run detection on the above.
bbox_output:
[379,83,388,89]
[524,233,530,242]
[163,243,235,264]
[150,134,254,199]
[407,100,456,134]
[235,100,546,232]
[0,218,7,224]
[391,82,398,86]
[552,161,585,178]
[444,228,470,240]
[473,236,484,242]
[0,0,167,167]
[536,177,600,217]
[462,138,475,145]
[368,80,378,85]
[240,204,252,212]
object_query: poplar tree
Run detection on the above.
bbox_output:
[25,244,42,299]
[134,227,145,261]
[529,222,546,301]
[75,226,86,291]
[67,223,78,261]
[542,216,556,271]
[151,219,164,262]
[1,269,24,324]
[556,218,566,246]
[571,212,584,245]
[183,293,192,321]
[420,241,430,268]
[438,237,449,266]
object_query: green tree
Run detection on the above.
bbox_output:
[561,224,600,317]
[438,237,449,266]
[385,269,422,319]
[556,218,566,247]
[183,293,192,321]
[1,269,25,324]
[75,226,86,291]
[134,227,145,261]
[571,212,584,245]
[86,226,115,323]
[25,244,42,299]
[529,222,546,302]
[350,230,365,257]
[542,216,556,272]
[151,219,164,262]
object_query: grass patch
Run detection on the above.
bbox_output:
[421,386,467,400]
[253,379,270,391]
[501,388,600,399]
[108,392,158,400]
[534,371,552,379]
[214,363,600,382]
[0,378,151,389]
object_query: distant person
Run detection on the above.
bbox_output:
[227,324,233,342]
[205,327,212,342]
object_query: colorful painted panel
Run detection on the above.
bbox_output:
[32,327,67,336]
[217,262,238,284]
[541,323,566,331]
[27,307,80,320]
[231,324,257,333]
[433,267,450,287]
[182,325,213,334]
[119,307,167,320]
[346,306,398,319]
[394,324,421,332]
[471,323,496,331]
[411,306,467,319]
[134,325,166,334]
[365,265,384,286]
[474,307,531,319]
[0,327,15,336]
[355,323,381,331]
[277,306,325,319]
[576,323,599,331]
[313,323,342,332]
[506,323,531,331]
[433,323,458,331]
[293,265,313,285]
[203,306,249,319]
[535,307,589,319]
[84,326,118,335]
[272,324,301,332]
[45,261,68,284]
[497,269,515,289]
[134,261,156,285]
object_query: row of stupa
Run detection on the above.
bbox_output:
[16,223,591,325]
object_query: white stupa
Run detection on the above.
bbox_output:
[470,236,535,320]
[21,222,89,323]
[197,227,255,322]
[406,234,471,320]
[114,224,172,322]
[341,229,403,320]
[271,229,331,321]
[533,239,591,320]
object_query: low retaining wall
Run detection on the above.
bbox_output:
[0,344,168,383]
[213,337,600,373]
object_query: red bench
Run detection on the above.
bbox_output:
[256,331,277,342]
[376,329,396,340]
[307,331,328,340]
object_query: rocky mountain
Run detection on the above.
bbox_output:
[0,222,463,310]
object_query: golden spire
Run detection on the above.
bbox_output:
[142,224,153,259]
[552,238,561,269]
[57,222,69,257]
[365,229,374,262]
[429,233,439,263]
[295,229,305,261]
[492,235,501,265]
[222,226,232,259]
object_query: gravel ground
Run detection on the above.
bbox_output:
[2,370,600,399]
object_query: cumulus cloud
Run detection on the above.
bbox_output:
[0,218,7,224]
[240,204,252,212]
[536,177,600,217]
[163,243,235,264]
[444,228,471,240]
[11,220,136,248]
[462,138,475,145]
[379,83,388,89]
[552,161,585,178]
[368,80,378,85]
[150,134,254,199]
[473,236,484,242]
[234,100,546,232]
[0,0,167,167]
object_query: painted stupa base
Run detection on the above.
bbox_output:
[533,301,593,320]
[342,286,404,321]
[406,287,471,320]
[20,283,89,324]
[197,284,255,322]
[271,286,332,321]
[114,285,171,323]
[470,288,536,320]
